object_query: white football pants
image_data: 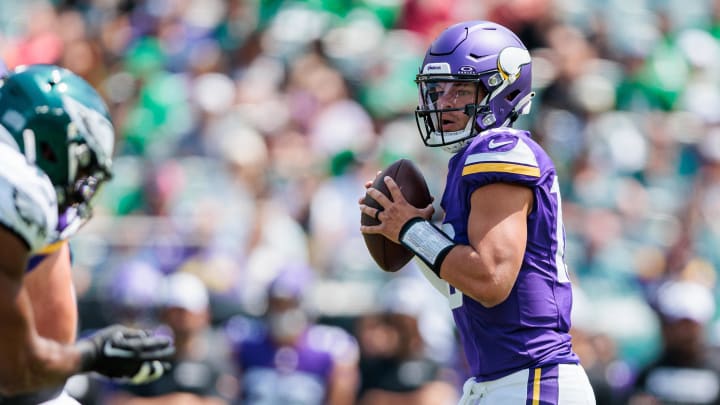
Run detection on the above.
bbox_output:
[458,363,596,405]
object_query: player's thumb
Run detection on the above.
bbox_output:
[420,203,435,219]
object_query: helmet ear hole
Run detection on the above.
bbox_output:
[505,89,521,102]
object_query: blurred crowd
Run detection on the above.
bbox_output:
[3,0,720,403]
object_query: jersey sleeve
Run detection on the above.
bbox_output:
[0,144,58,252]
[460,129,545,190]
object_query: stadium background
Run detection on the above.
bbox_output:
[2,0,720,403]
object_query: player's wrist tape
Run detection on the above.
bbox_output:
[399,217,454,277]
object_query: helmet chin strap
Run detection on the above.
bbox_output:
[434,99,489,153]
[442,138,472,154]
[437,94,533,154]
[437,118,477,153]
[426,83,533,153]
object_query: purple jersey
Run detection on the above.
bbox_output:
[440,127,578,381]
[226,316,358,405]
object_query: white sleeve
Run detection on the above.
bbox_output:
[0,144,58,252]
[413,257,451,298]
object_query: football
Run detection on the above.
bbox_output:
[361,158,432,272]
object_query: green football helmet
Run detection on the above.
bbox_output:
[0,64,114,239]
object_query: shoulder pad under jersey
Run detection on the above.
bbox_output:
[460,128,546,189]
[0,143,58,252]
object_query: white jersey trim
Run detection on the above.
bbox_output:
[465,138,538,168]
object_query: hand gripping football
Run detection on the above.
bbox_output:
[361,159,432,272]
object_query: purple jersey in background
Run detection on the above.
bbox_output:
[0,59,7,77]
[226,315,359,405]
[440,127,579,381]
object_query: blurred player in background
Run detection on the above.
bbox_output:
[359,20,596,403]
[628,280,720,404]
[356,276,459,405]
[226,264,359,405]
[0,64,174,404]
[106,272,232,405]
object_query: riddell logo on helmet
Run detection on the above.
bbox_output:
[458,66,476,74]
[422,63,451,74]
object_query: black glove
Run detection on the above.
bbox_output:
[75,325,175,384]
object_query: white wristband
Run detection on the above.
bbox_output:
[399,218,454,276]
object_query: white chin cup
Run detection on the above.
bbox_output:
[441,139,472,153]
[427,129,470,153]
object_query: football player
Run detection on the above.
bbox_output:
[359,21,596,404]
[0,64,174,404]
[226,265,360,405]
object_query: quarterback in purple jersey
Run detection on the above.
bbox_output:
[359,21,596,404]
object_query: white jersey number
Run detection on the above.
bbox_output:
[551,175,570,283]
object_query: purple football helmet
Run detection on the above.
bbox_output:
[268,263,314,302]
[415,20,534,153]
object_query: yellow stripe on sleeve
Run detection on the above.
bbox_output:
[35,240,66,255]
[462,162,540,177]
[532,368,541,405]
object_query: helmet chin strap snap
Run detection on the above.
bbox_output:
[481,114,496,127]
[465,104,496,127]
